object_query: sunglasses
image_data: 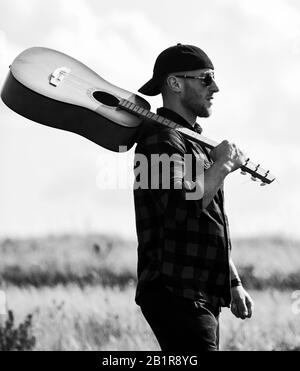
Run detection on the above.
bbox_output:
[174,71,215,87]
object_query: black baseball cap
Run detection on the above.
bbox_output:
[138,43,214,96]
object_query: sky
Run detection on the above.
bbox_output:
[0,0,300,240]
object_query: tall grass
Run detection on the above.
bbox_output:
[0,234,299,350]
[3,284,158,351]
[3,285,299,351]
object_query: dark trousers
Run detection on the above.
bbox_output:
[139,281,220,351]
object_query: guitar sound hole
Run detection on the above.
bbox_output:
[93,91,120,107]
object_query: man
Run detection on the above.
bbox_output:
[133,43,253,351]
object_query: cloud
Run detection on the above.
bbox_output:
[42,4,169,91]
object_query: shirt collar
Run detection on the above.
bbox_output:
[156,107,203,134]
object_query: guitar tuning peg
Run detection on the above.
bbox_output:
[251,176,257,181]
[260,182,266,186]
[240,170,247,175]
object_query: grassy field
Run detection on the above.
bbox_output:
[0,234,300,351]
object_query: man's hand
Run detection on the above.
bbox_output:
[210,140,247,173]
[230,286,254,320]
[202,142,247,208]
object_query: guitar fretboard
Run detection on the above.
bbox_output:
[119,98,178,129]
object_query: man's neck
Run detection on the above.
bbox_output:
[162,102,196,128]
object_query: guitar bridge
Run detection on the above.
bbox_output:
[49,66,71,87]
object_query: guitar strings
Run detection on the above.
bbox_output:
[59,73,94,90]
[61,71,99,90]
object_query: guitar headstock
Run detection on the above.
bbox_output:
[171,127,276,186]
[240,159,275,185]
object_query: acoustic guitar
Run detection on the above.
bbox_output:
[1,47,275,185]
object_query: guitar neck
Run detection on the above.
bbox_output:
[118,98,275,185]
[118,98,217,146]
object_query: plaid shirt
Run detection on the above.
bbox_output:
[133,107,231,308]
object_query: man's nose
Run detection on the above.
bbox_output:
[210,80,219,93]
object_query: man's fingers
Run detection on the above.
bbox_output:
[231,303,239,318]
[237,301,248,319]
[231,303,245,319]
[231,289,254,320]
[245,296,254,318]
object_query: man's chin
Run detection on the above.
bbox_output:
[198,108,211,118]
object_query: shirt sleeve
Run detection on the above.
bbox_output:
[134,125,204,220]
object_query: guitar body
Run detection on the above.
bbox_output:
[1,47,151,151]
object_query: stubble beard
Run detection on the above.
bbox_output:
[191,100,211,118]
[183,92,211,119]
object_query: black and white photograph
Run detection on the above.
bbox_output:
[0,0,299,354]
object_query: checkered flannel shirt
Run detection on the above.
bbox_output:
[134,107,232,308]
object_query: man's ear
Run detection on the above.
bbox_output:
[166,75,182,93]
